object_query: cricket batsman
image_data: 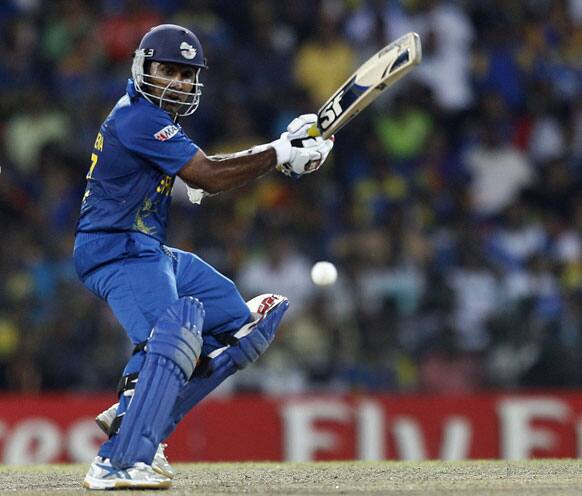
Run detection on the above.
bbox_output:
[73,24,333,489]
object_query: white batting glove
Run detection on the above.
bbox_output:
[279,113,334,177]
[278,134,334,178]
[287,114,318,141]
[269,113,321,167]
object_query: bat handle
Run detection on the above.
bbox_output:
[308,123,334,140]
[289,123,332,147]
[307,124,321,137]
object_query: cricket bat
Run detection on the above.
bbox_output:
[304,32,422,140]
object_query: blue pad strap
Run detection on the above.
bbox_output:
[98,352,145,459]
[109,297,203,468]
[161,295,288,440]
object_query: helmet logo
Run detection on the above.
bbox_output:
[180,42,197,60]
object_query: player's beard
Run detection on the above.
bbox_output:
[160,97,183,115]
[144,76,192,116]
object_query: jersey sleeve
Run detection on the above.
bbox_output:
[117,105,199,176]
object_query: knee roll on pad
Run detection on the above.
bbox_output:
[229,328,268,368]
[109,296,204,469]
[147,296,204,378]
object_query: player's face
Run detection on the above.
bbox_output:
[147,62,197,112]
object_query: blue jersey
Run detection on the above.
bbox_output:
[76,80,199,243]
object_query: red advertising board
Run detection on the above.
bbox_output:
[1,392,582,464]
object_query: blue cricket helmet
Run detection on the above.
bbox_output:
[132,24,208,117]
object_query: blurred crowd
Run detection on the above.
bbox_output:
[0,0,580,394]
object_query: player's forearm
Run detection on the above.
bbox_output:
[205,148,278,193]
[178,148,277,194]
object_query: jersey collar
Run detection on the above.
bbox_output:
[126,79,139,100]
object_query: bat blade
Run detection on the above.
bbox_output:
[314,32,422,139]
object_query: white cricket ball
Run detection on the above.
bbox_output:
[310,261,338,286]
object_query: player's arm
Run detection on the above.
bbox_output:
[177,146,278,194]
[178,114,334,194]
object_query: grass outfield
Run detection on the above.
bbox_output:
[1,460,582,495]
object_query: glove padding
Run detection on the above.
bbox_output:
[275,113,334,178]
[278,134,334,178]
[287,114,319,143]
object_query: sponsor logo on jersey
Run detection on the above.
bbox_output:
[180,42,197,60]
[154,125,180,141]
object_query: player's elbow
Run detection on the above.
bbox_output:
[178,153,226,194]
[195,178,223,195]
[180,172,223,194]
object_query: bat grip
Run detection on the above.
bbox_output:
[289,124,332,146]
[311,123,334,140]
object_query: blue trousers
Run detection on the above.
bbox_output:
[74,232,251,352]
[74,232,251,458]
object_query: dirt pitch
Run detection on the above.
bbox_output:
[1,460,582,495]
